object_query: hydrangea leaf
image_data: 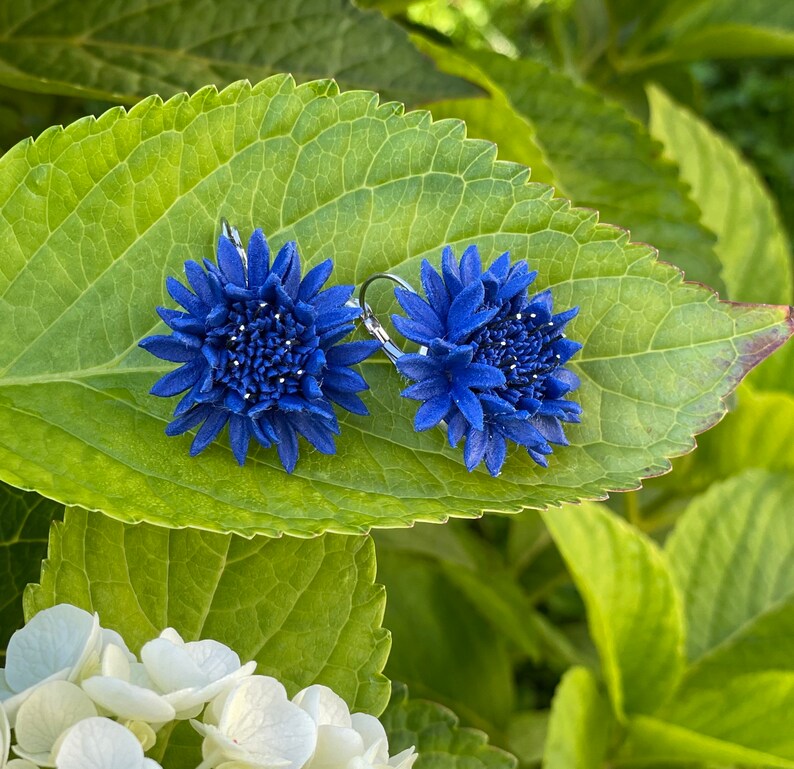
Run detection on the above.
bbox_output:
[431,47,726,292]
[0,0,475,107]
[648,84,793,305]
[376,547,514,737]
[0,76,792,536]
[542,667,613,769]
[665,470,794,687]
[0,484,60,658]
[380,684,517,769]
[24,508,391,716]
[541,503,685,719]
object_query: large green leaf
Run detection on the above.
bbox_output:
[0,482,60,657]
[648,85,793,305]
[376,546,515,737]
[665,470,794,687]
[453,50,725,292]
[24,507,391,716]
[0,0,475,106]
[381,684,518,769]
[541,503,684,718]
[542,666,612,769]
[0,76,791,536]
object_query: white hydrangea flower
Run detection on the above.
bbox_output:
[0,605,101,723]
[7,760,39,768]
[140,628,256,719]
[192,676,317,769]
[53,717,162,769]
[294,685,417,769]
[82,643,175,724]
[12,680,97,766]
[1,700,10,765]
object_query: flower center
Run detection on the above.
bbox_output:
[206,299,317,405]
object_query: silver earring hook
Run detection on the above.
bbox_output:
[220,217,247,267]
[357,272,428,364]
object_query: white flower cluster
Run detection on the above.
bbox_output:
[0,605,416,769]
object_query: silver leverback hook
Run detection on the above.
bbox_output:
[220,217,248,267]
[355,272,428,364]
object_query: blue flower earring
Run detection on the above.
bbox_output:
[139,220,380,472]
[359,245,583,476]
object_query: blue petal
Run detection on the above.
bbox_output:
[184,261,215,305]
[316,305,360,333]
[447,306,499,345]
[217,236,246,287]
[392,314,438,345]
[420,259,450,318]
[414,393,452,431]
[447,412,467,447]
[459,245,482,284]
[320,324,355,348]
[251,417,276,447]
[313,284,354,313]
[165,405,211,436]
[150,358,205,397]
[452,384,484,430]
[464,428,488,471]
[396,353,441,381]
[289,413,336,455]
[395,287,444,336]
[323,366,368,393]
[302,375,324,400]
[189,409,229,456]
[553,338,583,364]
[273,413,299,472]
[453,363,505,390]
[326,340,381,366]
[298,259,333,301]
[484,432,507,476]
[496,416,546,446]
[272,241,301,299]
[497,270,537,303]
[139,335,199,363]
[446,279,484,337]
[166,277,206,317]
[531,414,569,445]
[528,447,550,467]
[441,246,463,296]
[229,414,251,465]
[485,252,510,280]
[402,376,448,401]
[247,229,270,288]
[325,388,369,416]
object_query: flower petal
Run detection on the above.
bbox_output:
[81,677,175,723]
[325,340,381,366]
[298,259,333,302]
[459,244,482,284]
[396,353,441,381]
[414,394,452,432]
[323,366,368,393]
[420,259,450,318]
[401,376,449,401]
[484,432,507,476]
[166,277,206,317]
[183,260,215,305]
[324,388,369,417]
[464,429,488,471]
[273,414,299,473]
[247,229,270,289]
[217,236,246,287]
[452,363,505,390]
[189,409,229,456]
[452,385,485,431]
[138,334,199,363]
[228,415,251,466]
[445,279,484,337]
[394,288,444,336]
[149,358,205,397]
[54,717,156,769]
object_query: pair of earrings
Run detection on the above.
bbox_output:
[139,220,582,476]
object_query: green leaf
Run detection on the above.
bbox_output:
[376,546,515,737]
[463,51,725,292]
[647,84,793,305]
[542,667,612,769]
[0,76,791,536]
[506,711,548,767]
[0,483,60,657]
[0,0,475,106]
[381,684,518,769]
[621,711,794,769]
[665,470,794,686]
[24,507,391,716]
[541,503,685,718]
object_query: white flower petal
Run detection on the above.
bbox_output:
[0,699,10,763]
[389,747,418,769]
[10,745,53,767]
[0,670,71,726]
[101,644,131,680]
[351,714,389,765]
[165,661,257,717]
[158,628,184,645]
[15,680,97,758]
[5,606,98,693]
[307,725,364,769]
[100,630,136,663]
[185,640,241,681]
[293,685,352,728]
[140,638,206,692]
[120,720,157,752]
[82,677,175,723]
[219,676,318,769]
[7,759,40,768]
[54,717,152,769]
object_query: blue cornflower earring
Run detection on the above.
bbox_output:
[139,220,380,472]
[359,245,583,477]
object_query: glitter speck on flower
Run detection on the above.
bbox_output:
[139,227,380,472]
[392,245,582,476]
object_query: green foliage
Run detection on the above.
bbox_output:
[0,482,60,656]
[0,0,475,106]
[25,507,391,716]
[1,75,790,536]
[648,84,793,305]
[381,684,518,769]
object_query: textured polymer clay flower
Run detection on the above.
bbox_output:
[140,227,379,472]
[53,717,162,769]
[294,684,417,769]
[141,628,256,719]
[0,605,101,723]
[393,245,582,476]
[192,676,317,769]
